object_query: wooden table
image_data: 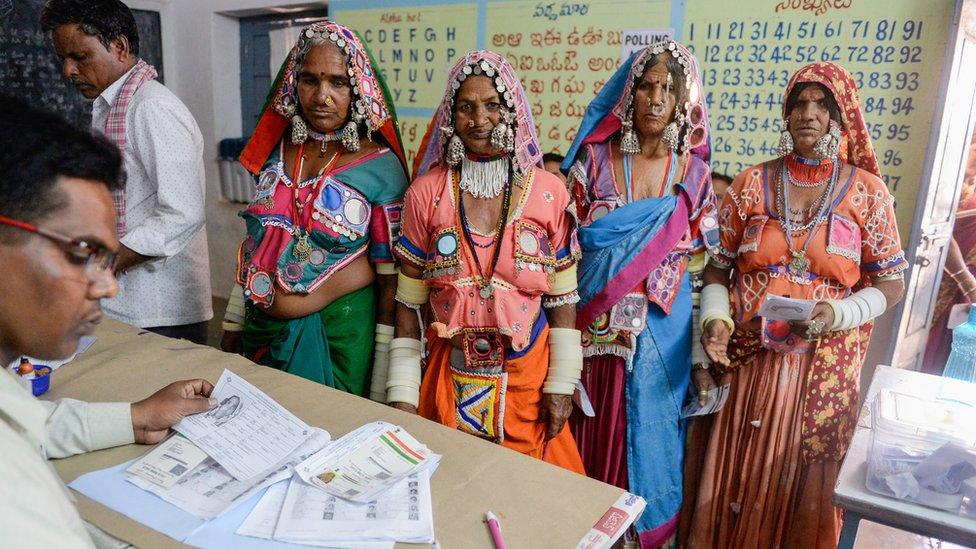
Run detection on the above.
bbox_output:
[47,320,625,548]
[833,365,976,548]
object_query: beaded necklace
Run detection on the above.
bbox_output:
[307,128,341,157]
[777,157,838,279]
[290,142,341,262]
[453,168,513,298]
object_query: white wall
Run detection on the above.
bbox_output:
[123,0,326,299]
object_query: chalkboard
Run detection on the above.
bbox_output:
[0,0,164,128]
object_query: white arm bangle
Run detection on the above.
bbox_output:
[369,324,395,403]
[396,272,429,306]
[545,328,583,395]
[224,283,245,325]
[691,303,707,367]
[700,283,734,332]
[827,287,887,331]
[386,337,422,407]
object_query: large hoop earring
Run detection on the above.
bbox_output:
[775,127,794,157]
[813,120,842,159]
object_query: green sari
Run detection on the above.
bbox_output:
[243,285,375,396]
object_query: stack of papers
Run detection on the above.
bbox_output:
[126,429,331,519]
[238,471,434,545]
[70,369,438,547]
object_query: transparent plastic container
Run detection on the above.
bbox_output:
[867,389,976,514]
[944,306,976,382]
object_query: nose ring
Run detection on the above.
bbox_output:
[467,119,476,128]
[324,96,335,107]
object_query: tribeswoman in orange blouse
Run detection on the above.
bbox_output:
[683,62,908,548]
[386,51,584,472]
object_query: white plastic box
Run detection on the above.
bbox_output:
[867,389,976,515]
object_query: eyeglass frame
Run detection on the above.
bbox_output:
[0,214,119,282]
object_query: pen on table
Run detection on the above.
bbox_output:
[485,511,506,549]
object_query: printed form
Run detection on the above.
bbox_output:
[127,429,331,519]
[174,369,313,480]
[237,471,433,545]
[295,421,439,503]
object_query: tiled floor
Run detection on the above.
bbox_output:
[204,298,969,549]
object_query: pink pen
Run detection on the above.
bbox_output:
[485,511,506,549]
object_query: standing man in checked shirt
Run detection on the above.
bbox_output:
[43,0,212,343]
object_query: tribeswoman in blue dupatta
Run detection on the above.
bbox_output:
[563,40,719,548]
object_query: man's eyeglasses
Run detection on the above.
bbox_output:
[0,215,118,282]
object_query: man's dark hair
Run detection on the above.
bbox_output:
[41,0,140,56]
[0,95,123,237]
[784,82,843,128]
[711,172,733,185]
[543,152,565,164]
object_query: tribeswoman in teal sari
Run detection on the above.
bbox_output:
[563,40,718,548]
[220,21,409,399]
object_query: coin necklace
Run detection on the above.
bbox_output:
[291,142,341,262]
[454,167,512,299]
[778,158,838,279]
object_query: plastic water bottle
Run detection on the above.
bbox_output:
[943,306,976,382]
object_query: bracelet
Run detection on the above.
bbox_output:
[396,271,429,306]
[700,284,734,333]
[224,284,245,325]
[691,302,708,366]
[368,324,395,403]
[826,287,887,331]
[221,320,243,332]
[544,328,583,395]
[547,264,578,295]
[692,362,709,371]
[386,338,422,407]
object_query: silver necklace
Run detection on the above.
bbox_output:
[778,159,838,279]
[459,156,510,199]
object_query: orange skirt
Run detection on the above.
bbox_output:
[418,325,585,474]
[683,351,843,549]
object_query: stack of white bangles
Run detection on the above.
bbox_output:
[369,324,394,402]
[544,328,583,395]
[386,338,422,407]
[826,287,887,331]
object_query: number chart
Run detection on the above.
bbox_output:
[683,0,951,234]
[333,0,956,230]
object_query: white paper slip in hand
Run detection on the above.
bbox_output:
[127,433,209,489]
[174,369,313,480]
[296,421,439,504]
[758,295,817,321]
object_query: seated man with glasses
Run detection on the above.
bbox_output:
[0,96,218,546]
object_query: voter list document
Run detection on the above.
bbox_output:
[175,369,312,480]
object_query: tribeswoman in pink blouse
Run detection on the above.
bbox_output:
[386,51,585,472]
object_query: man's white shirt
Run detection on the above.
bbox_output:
[91,67,212,327]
